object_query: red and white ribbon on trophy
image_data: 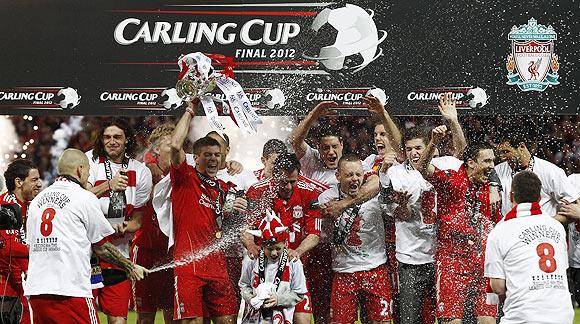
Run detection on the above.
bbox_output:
[175,52,262,137]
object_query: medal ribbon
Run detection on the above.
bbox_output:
[333,191,361,246]
[258,248,288,317]
[195,170,225,229]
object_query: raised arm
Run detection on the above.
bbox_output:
[171,101,195,166]
[439,92,467,159]
[363,95,402,153]
[289,101,338,159]
[417,125,449,179]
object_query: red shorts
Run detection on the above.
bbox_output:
[436,263,497,319]
[29,295,99,324]
[92,280,130,317]
[173,265,237,320]
[129,244,173,313]
[331,265,392,324]
[386,242,398,295]
[295,291,313,314]
[303,243,332,321]
[225,256,242,305]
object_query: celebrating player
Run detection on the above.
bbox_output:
[254,139,289,181]
[244,152,320,324]
[169,104,247,323]
[318,154,392,324]
[418,125,500,324]
[86,118,152,324]
[485,171,574,323]
[0,159,42,324]
[130,124,176,324]
[24,149,147,324]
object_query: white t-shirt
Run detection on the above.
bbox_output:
[85,152,152,258]
[25,178,115,298]
[484,205,573,324]
[239,254,307,323]
[567,174,580,268]
[300,144,339,244]
[318,185,386,273]
[385,163,437,265]
[495,157,580,217]
[300,144,337,190]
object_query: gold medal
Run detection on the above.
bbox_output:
[215,231,222,239]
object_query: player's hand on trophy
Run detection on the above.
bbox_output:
[380,151,398,173]
[264,293,279,308]
[431,125,448,145]
[311,101,339,118]
[233,197,248,213]
[363,95,385,115]
[110,170,128,191]
[185,98,199,117]
[391,190,412,208]
[438,92,458,121]
[226,160,243,175]
[128,264,150,281]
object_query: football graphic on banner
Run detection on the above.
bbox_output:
[161,88,183,110]
[57,87,81,110]
[303,3,387,73]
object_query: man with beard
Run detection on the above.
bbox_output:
[254,139,288,181]
[418,125,501,324]
[130,124,176,324]
[318,154,392,324]
[494,128,579,219]
[243,153,321,324]
[86,118,152,324]
[289,100,380,323]
[169,105,247,323]
[0,159,42,324]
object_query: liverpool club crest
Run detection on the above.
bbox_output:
[506,18,560,92]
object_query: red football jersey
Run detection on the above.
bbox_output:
[246,178,321,250]
[428,165,501,274]
[0,192,29,296]
[132,203,168,250]
[170,161,231,273]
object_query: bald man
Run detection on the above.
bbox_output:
[24,149,148,324]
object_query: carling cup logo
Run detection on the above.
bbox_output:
[506,18,560,92]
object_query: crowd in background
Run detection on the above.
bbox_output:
[8,114,580,182]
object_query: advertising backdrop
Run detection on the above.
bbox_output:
[0,0,578,116]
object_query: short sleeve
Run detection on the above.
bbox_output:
[317,187,336,205]
[304,189,321,237]
[549,166,580,203]
[299,144,320,178]
[87,155,98,187]
[83,193,115,244]
[484,228,506,279]
[134,166,153,209]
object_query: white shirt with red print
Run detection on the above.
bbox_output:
[318,185,386,273]
[485,202,573,324]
